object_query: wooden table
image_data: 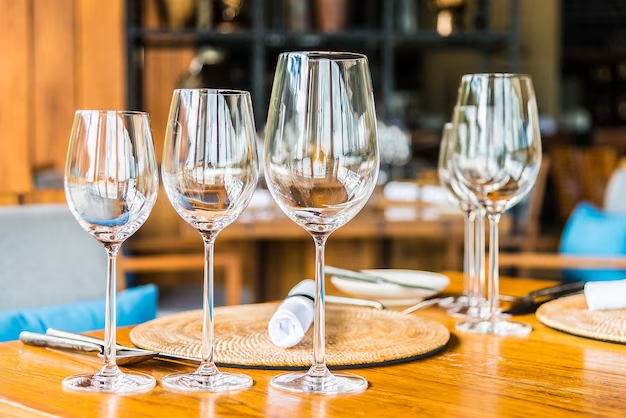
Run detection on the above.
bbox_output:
[126,201,477,301]
[2,273,624,417]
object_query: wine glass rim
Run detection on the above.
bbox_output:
[75,110,149,116]
[279,51,368,61]
[462,73,531,80]
[173,88,251,96]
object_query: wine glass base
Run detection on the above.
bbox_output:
[447,304,486,319]
[270,371,368,395]
[455,319,532,337]
[162,371,253,393]
[62,371,155,394]
[439,295,469,309]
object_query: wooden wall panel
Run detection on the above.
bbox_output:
[32,0,75,171]
[74,0,125,110]
[139,48,195,240]
[0,0,33,193]
[144,49,195,161]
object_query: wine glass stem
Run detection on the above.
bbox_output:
[312,234,329,375]
[200,233,218,371]
[463,210,476,297]
[487,213,501,319]
[101,243,121,375]
[474,210,485,300]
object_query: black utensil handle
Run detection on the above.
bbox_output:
[527,282,584,299]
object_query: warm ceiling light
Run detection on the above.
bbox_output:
[437,10,453,37]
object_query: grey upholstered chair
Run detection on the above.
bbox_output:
[0,204,107,311]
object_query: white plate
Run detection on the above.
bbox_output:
[330,269,450,306]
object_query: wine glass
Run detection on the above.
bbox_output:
[264,51,379,395]
[161,89,258,392]
[63,110,159,393]
[450,74,542,336]
[438,122,485,318]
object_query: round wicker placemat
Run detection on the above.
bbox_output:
[536,294,626,343]
[130,302,450,369]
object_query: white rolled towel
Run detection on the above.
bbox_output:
[268,280,315,348]
[585,279,626,311]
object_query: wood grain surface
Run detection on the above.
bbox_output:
[1,273,625,417]
[0,0,33,194]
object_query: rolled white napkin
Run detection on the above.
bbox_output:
[585,279,626,311]
[268,280,315,348]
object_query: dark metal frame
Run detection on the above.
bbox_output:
[125,0,521,126]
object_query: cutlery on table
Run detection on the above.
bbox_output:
[327,293,454,315]
[19,331,157,366]
[499,281,584,304]
[20,329,200,366]
[326,266,585,307]
[326,295,385,310]
[325,266,440,291]
[501,282,585,315]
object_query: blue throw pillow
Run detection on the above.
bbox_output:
[0,284,158,342]
[560,203,626,282]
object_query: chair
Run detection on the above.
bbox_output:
[502,158,556,253]
[550,145,583,222]
[603,157,626,214]
[119,251,243,306]
[580,146,618,209]
[0,204,157,341]
[500,200,626,280]
[549,145,618,222]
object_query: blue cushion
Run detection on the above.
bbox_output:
[0,284,158,342]
[560,203,626,282]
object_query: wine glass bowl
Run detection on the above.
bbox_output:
[161,89,258,392]
[450,74,542,336]
[265,54,379,236]
[163,89,258,234]
[264,51,379,394]
[452,75,542,213]
[163,166,257,232]
[63,110,158,393]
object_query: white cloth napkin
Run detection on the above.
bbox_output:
[584,279,626,311]
[383,181,419,202]
[268,280,315,348]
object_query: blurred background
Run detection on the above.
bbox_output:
[1,0,624,312]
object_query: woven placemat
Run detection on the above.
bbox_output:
[536,294,626,343]
[130,302,450,369]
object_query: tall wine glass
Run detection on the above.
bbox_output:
[64,110,159,393]
[450,74,542,336]
[438,123,485,318]
[265,52,379,395]
[161,89,258,392]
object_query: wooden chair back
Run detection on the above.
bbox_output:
[518,157,551,250]
[549,146,583,221]
[581,146,618,209]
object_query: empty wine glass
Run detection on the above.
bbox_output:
[161,89,258,392]
[265,52,379,395]
[63,110,159,393]
[438,122,485,318]
[450,74,542,336]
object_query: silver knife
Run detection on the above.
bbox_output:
[325,265,439,291]
[326,295,385,309]
[46,328,200,364]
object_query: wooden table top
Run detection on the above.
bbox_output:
[1,273,625,417]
